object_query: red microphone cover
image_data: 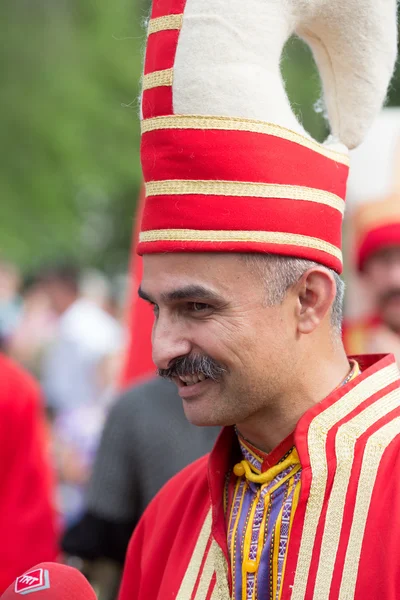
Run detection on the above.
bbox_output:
[1,563,97,599]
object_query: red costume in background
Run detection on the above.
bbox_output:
[344,197,400,357]
[0,354,58,592]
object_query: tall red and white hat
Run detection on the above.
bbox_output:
[138,0,397,274]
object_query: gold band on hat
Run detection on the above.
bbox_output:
[141,115,350,166]
[145,180,345,214]
[143,68,173,90]
[139,229,342,262]
[148,14,183,35]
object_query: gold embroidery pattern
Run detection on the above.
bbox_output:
[145,180,345,215]
[312,387,400,598]
[339,417,400,599]
[194,543,217,600]
[148,13,183,35]
[143,68,173,91]
[290,363,399,600]
[176,510,212,600]
[139,229,342,262]
[141,115,350,165]
[212,542,231,600]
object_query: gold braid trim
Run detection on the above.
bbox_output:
[193,541,218,600]
[176,510,212,600]
[145,180,345,214]
[141,115,350,166]
[139,229,343,262]
[339,417,400,599]
[312,387,400,599]
[148,13,183,35]
[142,68,173,91]
[211,542,231,600]
[290,362,400,600]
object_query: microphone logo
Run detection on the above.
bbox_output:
[14,569,50,595]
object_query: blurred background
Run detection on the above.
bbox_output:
[1,0,400,598]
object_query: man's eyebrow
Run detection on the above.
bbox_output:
[161,285,225,303]
[138,284,225,304]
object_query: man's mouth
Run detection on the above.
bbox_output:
[177,374,209,386]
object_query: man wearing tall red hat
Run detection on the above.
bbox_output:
[119,0,398,598]
[344,197,400,362]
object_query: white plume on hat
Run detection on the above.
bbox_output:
[173,0,398,150]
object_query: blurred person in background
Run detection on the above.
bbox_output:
[39,262,123,525]
[344,198,400,362]
[39,263,123,416]
[61,377,220,597]
[0,352,58,593]
[81,268,117,317]
[0,260,22,350]
[7,274,57,377]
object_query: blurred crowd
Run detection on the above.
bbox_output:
[0,261,126,526]
[0,255,220,599]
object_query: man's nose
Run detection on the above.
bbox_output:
[152,316,192,370]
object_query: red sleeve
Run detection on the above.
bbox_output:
[118,513,146,600]
[118,455,210,600]
[0,355,59,592]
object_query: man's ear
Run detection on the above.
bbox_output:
[295,268,337,335]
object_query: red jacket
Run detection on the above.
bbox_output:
[0,354,58,592]
[120,354,400,600]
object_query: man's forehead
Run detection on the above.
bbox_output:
[141,253,251,297]
[143,251,240,269]
[142,252,245,280]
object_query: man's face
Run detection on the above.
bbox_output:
[363,246,400,331]
[141,253,295,426]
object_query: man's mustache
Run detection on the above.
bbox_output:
[379,289,400,307]
[158,354,226,382]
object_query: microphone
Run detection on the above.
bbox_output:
[1,563,97,598]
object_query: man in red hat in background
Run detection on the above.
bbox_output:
[344,197,400,362]
[119,0,399,599]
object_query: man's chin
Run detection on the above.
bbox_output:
[180,393,221,427]
[182,408,229,428]
[182,399,239,428]
[183,411,217,427]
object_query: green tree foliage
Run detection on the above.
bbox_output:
[1,0,148,272]
[1,1,398,273]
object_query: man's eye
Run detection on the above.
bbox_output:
[189,302,211,312]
